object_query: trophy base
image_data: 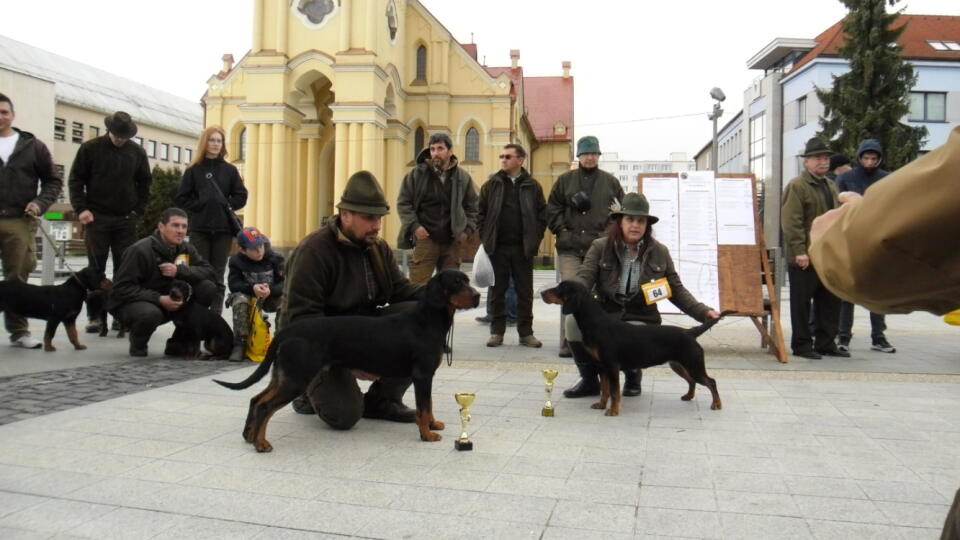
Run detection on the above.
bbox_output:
[541,407,554,417]
[454,439,473,451]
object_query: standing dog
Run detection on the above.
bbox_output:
[214,269,480,452]
[541,280,732,415]
[0,266,110,352]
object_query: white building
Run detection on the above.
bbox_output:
[599,152,695,193]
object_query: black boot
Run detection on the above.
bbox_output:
[562,342,600,398]
[623,369,642,397]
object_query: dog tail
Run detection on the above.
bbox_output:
[685,310,737,338]
[212,340,277,390]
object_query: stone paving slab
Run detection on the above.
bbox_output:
[0,364,957,538]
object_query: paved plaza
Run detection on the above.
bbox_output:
[0,265,957,538]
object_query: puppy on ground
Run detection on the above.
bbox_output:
[0,266,110,352]
[213,269,480,452]
[541,280,732,415]
[165,280,234,359]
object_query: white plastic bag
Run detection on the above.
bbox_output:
[472,244,495,288]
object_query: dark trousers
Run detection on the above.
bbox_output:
[84,214,137,279]
[0,216,37,339]
[119,279,217,349]
[189,231,233,313]
[788,264,841,353]
[485,277,518,320]
[489,244,534,337]
[304,301,417,430]
[838,301,887,343]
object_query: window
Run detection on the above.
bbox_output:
[54,118,65,141]
[184,148,193,163]
[172,146,181,164]
[239,128,248,161]
[797,96,807,128]
[71,121,84,144]
[619,164,628,171]
[145,140,156,158]
[413,127,425,159]
[133,136,143,146]
[54,164,65,178]
[909,92,946,122]
[464,127,480,161]
[749,113,766,181]
[927,40,960,51]
[160,143,169,161]
[89,126,100,139]
[633,164,640,171]
[415,45,427,81]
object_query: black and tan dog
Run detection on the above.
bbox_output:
[214,269,480,452]
[165,280,234,359]
[0,266,110,352]
[541,280,732,415]
[85,286,125,338]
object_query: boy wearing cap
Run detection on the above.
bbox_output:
[226,227,285,362]
[69,111,152,333]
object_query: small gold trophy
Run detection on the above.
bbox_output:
[541,369,559,417]
[454,392,475,451]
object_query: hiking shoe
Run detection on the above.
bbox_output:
[837,339,850,353]
[362,400,416,423]
[85,320,102,334]
[11,335,42,349]
[475,315,492,324]
[519,335,542,348]
[487,334,503,347]
[558,343,572,358]
[871,338,896,353]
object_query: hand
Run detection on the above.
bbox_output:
[253,283,271,299]
[78,210,94,224]
[414,226,429,240]
[458,231,468,244]
[350,369,380,381]
[158,295,183,312]
[24,202,41,216]
[811,192,864,245]
[705,310,721,319]
[794,254,810,270]
[158,262,179,277]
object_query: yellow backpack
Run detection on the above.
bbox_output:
[245,298,272,363]
[945,309,960,326]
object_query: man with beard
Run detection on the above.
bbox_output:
[397,133,478,284]
[280,171,422,430]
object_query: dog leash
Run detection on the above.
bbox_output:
[27,212,83,283]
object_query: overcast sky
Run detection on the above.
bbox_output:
[5,0,959,160]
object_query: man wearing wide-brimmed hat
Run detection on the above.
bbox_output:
[781,137,849,360]
[280,171,423,430]
[69,111,152,333]
[546,135,624,360]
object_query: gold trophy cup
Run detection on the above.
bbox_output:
[541,369,559,416]
[454,392,475,451]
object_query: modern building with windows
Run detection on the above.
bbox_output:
[0,34,203,212]
[598,152,695,194]
[695,14,960,246]
[204,0,573,251]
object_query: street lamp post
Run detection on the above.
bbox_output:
[708,87,725,172]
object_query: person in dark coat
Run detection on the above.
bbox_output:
[109,208,217,357]
[280,171,423,430]
[834,138,895,354]
[175,126,248,314]
[226,226,284,361]
[0,93,63,349]
[69,111,152,333]
[477,143,546,348]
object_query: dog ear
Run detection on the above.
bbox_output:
[559,281,583,314]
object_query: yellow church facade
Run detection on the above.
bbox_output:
[202,0,574,254]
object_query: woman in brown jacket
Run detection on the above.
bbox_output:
[562,192,720,398]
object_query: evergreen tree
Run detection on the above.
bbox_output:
[137,166,182,238]
[816,0,926,170]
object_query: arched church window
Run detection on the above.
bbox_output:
[414,127,425,159]
[239,127,248,161]
[465,127,480,161]
[416,45,427,82]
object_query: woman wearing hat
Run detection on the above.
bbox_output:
[562,192,721,398]
[175,126,248,314]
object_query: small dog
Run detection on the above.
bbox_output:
[214,269,481,452]
[541,280,732,415]
[166,280,233,359]
[0,266,110,352]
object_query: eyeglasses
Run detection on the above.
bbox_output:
[499,154,517,160]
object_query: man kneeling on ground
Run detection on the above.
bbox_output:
[109,207,218,357]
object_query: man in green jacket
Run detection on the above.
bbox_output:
[281,171,423,430]
[0,93,63,349]
[781,138,849,360]
[546,135,624,365]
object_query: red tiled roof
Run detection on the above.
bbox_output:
[484,65,523,86]
[791,14,960,73]
[523,76,574,142]
[460,43,478,61]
